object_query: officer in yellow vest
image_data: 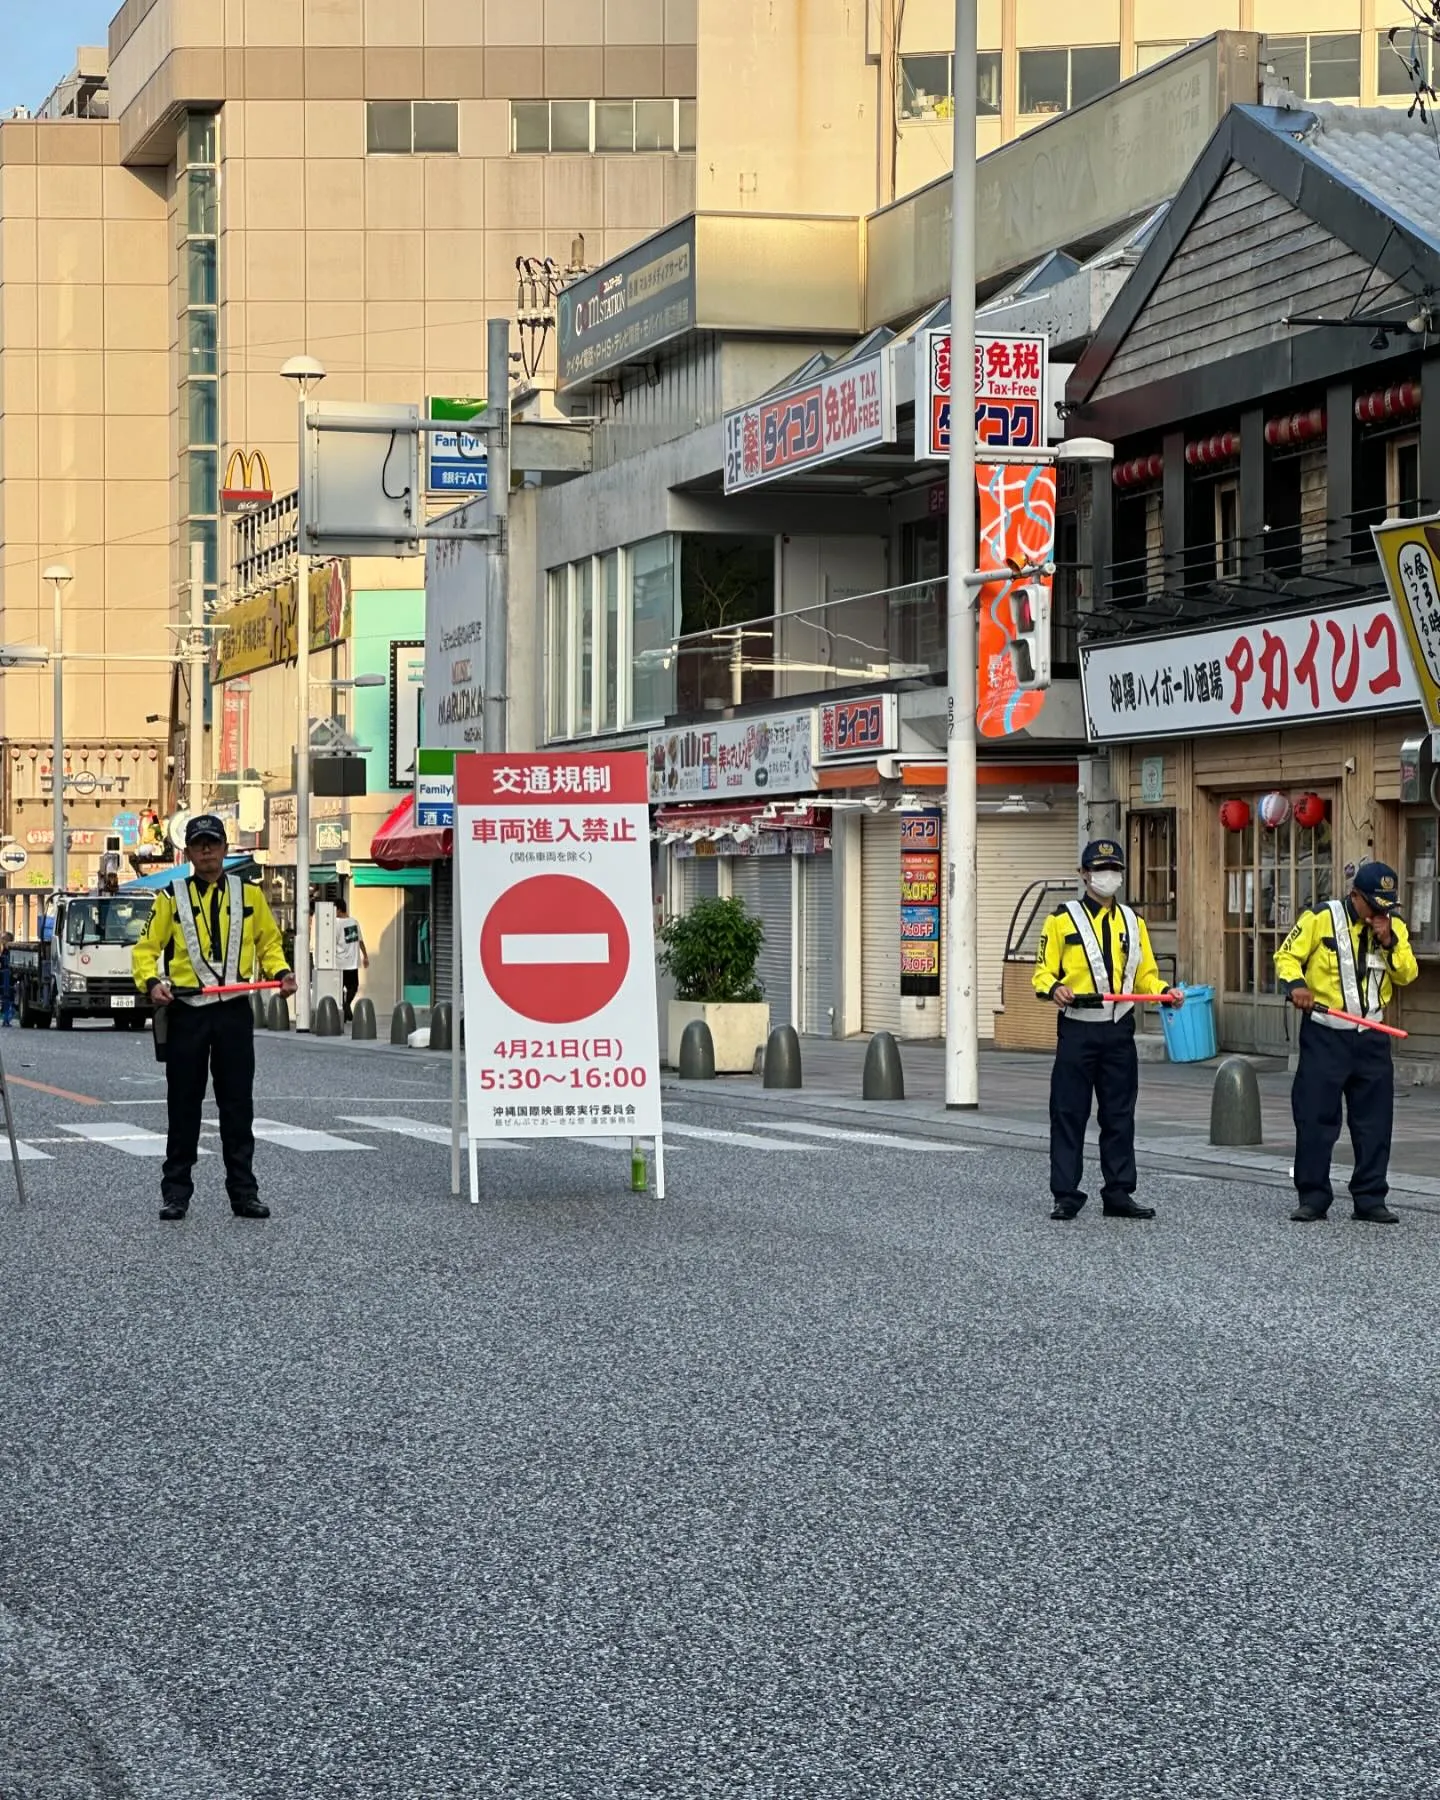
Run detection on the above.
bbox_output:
[133,816,295,1222]
[1033,839,1183,1221]
[1274,860,1418,1224]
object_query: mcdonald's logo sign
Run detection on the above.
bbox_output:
[220,449,274,512]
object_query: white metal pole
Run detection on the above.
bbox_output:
[295,544,312,1031]
[451,863,463,1198]
[484,316,510,757]
[187,540,206,816]
[51,578,66,896]
[945,0,980,1111]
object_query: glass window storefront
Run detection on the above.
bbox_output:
[1222,802,1334,995]
[545,536,678,739]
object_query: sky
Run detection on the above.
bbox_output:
[0,0,116,115]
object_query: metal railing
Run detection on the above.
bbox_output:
[643,574,1081,717]
[229,492,300,601]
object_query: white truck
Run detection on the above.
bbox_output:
[9,890,157,1031]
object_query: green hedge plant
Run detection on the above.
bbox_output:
[658,896,765,1004]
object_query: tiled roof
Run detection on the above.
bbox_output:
[1294,104,1440,253]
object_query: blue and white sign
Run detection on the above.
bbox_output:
[427,399,489,496]
[112,811,141,848]
[415,750,456,829]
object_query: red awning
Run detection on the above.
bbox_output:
[370,794,452,869]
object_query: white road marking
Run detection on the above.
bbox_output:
[501,933,608,964]
[8,1142,53,1160]
[251,1118,368,1153]
[664,1121,822,1152]
[62,1123,203,1158]
[339,1114,524,1151]
[744,1120,981,1154]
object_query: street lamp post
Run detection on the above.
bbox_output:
[42,564,73,896]
[280,354,326,1032]
[944,0,980,1110]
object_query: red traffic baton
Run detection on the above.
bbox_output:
[1312,1003,1407,1039]
[200,980,286,997]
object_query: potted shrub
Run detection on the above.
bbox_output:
[658,895,770,1072]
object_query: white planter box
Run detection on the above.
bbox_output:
[668,1000,770,1073]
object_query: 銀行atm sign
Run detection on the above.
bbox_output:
[917,329,1048,461]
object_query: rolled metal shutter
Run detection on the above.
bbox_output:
[861,814,903,1035]
[962,801,1080,1038]
[732,854,793,1028]
[679,855,719,911]
[431,860,454,1010]
[800,853,835,1036]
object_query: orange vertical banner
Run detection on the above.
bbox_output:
[975,461,1056,738]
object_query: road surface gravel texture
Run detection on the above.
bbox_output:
[0,1028,1434,1799]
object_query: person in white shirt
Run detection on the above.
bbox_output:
[335,899,368,1022]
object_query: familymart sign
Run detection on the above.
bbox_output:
[416,747,455,828]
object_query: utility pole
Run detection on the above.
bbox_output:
[187,539,206,816]
[484,315,510,757]
[295,537,312,1032]
[43,563,73,895]
[945,0,980,1110]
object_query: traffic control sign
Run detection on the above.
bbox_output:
[480,875,630,1025]
[0,844,28,875]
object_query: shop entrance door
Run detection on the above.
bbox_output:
[1220,799,1334,1055]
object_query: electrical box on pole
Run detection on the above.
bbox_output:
[298,401,422,556]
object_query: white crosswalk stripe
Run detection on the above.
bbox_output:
[663,1121,822,1152]
[251,1118,368,1153]
[743,1120,980,1154]
[62,1122,205,1159]
[339,1115,523,1151]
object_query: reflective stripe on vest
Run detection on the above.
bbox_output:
[171,874,245,1006]
[1062,900,1142,1023]
[1311,897,1384,1031]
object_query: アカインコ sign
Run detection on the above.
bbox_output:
[1080,598,1421,741]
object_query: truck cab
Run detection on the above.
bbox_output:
[12,892,156,1030]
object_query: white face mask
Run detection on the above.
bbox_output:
[1088,869,1124,899]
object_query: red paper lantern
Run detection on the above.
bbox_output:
[1293,791,1327,829]
[1219,798,1251,832]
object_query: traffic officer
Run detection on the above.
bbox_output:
[132,816,296,1222]
[1274,861,1418,1224]
[1033,839,1183,1221]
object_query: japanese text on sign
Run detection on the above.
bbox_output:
[917,329,1048,461]
[899,809,942,998]
[1372,512,1440,732]
[816,695,898,762]
[723,352,893,493]
[1080,599,1420,741]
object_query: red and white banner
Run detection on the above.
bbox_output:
[723,350,894,493]
[917,329,1048,461]
[456,752,662,1144]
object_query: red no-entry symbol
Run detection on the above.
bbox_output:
[479,874,631,1024]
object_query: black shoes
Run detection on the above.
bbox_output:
[1290,1206,1327,1222]
[158,1201,188,1222]
[230,1196,271,1219]
[1353,1205,1399,1224]
[1051,1203,1082,1221]
[1102,1200,1155,1219]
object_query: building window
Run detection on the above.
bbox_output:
[1128,809,1177,923]
[546,537,678,740]
[1019,45,1120,116]
[1404,813,1439,952]
[1215,479,1241,581]
[1222,801,1334,997]
[1137,41,1192,71]
[1387,433,1421,515]
[510,99,696,154]
[179,110,220,612]
[366,100,458,155]
[897,52,1002,120]
[1379,29,1431,95]
[1265,34,1361,99]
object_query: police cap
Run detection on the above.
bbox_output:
[1080,838,1126,870]
[1353,860,1401,913]
[185,814,228,847]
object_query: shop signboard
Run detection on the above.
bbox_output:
[648,712,815,801]
[455,752,663,1189]
[723,349,894,494]
[426,398,489,496]
[557,218,696,392]
[416,747,456,829]
[1372,512,1440,732]
[899,809,942,997]
[213,564,351,682]
[815,694,898,762]
[917,330,1048,461]
[389,640,425,789]
[1081,598,1421,741]
[976,459,1056,739]
[423,500,488,749]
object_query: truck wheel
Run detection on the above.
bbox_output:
[55,1009,73,1031]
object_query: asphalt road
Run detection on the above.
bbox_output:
[0,1024,1436,1799]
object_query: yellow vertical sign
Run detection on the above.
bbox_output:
[1373,512,1440,730]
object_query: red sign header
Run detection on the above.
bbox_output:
[456,751,650,807]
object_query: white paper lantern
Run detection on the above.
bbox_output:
[1258,791,1292,829]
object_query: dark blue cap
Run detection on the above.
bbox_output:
[185,814,227,846]
[1081,838,1126,870]
[1353,860,1400,912]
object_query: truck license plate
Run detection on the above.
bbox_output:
[110,996,136,1009]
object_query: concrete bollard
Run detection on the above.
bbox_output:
[763,1023,803,1090]
[1210,1055,1262,1146]
[314,995,343,1038]
[677,1018,716,1080]
[252,992,270,1029]
[351,998,377,1041]
[430,1002,453,1051]
[390,1000,416,1046]
[862,1031,905,1101]
[265,991,290,1033]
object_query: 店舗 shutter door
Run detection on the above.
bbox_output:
[861,814,903,1035]
[966,801,1080,1037]
[679,855,719,912]
[800,853,834,1036]
[732,854,793,1028]
[431,860,454,1008]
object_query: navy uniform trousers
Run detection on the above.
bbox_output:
[1292,1017,1394,1215]
[1049,1011,1138,1209]
[162,996,259,1210]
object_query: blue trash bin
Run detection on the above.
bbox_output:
[1159,984,1217,1063]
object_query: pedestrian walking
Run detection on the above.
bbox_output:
[132,816,296,1222]
[0,933,15,1027]
[1033,839,1184,1221]
[335,899,368,1023]
[1274,861,1418,1224]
